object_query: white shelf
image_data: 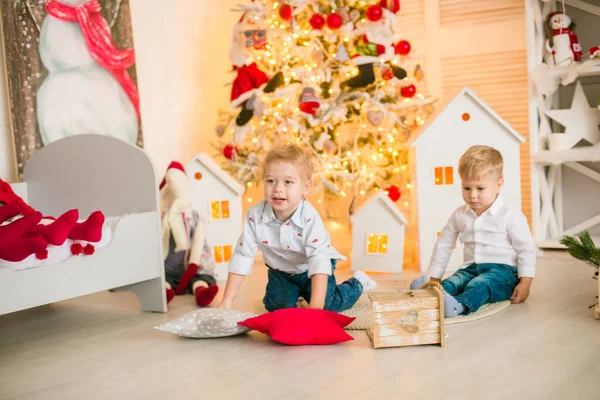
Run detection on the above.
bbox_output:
[534,145,600,165]
[545,59,600,79]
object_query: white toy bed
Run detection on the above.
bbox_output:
[0,134,167,315]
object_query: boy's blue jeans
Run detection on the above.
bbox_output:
[263,259,363,313]
[442,263,519,314]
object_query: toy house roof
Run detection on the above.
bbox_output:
[408,87,525,148]
[350,192,408,225]
[190,153,244,196]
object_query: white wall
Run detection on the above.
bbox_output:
[0,0,240,183]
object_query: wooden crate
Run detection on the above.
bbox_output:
[367,283,445,348]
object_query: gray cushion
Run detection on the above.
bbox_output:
[154,308,257,338]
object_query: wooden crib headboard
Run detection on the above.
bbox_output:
[22,134,159,218]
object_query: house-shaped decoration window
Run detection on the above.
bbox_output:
[214,245,233,263]
[434,166,454,186]
[367,233,388,254]
[210,200,230,220]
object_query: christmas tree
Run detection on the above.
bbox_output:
[215,0,435,215]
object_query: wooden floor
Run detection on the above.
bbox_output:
[1,250,599,400]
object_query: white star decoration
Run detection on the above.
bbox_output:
[545,82,600,148]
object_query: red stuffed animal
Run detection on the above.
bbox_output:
[0,179,104,263]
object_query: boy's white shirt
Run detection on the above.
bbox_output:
[228,199,345,277]
[427,195,536,279]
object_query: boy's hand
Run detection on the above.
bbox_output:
[510,278,532,303]
[217,300,233,309]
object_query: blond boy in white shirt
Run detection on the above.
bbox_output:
[411,145,536,317]
[218,143,376,311]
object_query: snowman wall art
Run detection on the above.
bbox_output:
[0,0,143,178]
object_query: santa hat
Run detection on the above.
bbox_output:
[159,161,186,191]
[590,46,600,59]
[379,0,400,14]
[547,11,564,20]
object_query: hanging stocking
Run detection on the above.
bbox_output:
[390,65,407,80]
[341,63,376,89]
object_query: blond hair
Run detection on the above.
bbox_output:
[458,145,503,179]
[263,143,313,181]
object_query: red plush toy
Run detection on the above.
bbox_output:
[0,179,105,263]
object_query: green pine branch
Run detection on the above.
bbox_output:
[559,230,600,269]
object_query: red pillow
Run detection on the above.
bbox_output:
[238,308,355,345]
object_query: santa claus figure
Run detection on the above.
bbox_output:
[545,11,582,67]
[229,12,283,126]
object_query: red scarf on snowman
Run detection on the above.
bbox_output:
[45,0,141,118]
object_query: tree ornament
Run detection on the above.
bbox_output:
[386,185,401,202]
[279,4,293,21]
[414,64,425,81]
[309,14,326,30]
[326,13,343,30]
[401,84,416,98]
[382,68,394,81]
[299,88,320,115]
[367,110,385,126]
[323,139,337,154]
[366,5,383,22]
[216,125,226,137]
[313,133,329,151]
[379,0,400,14]
[395,40,411,55]
[223,144,238,160]
[336,45,350,62]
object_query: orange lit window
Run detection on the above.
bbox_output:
[213,245,233,263]
[210,200,230,220]
[367,233,388,255]
[433,166,454,186]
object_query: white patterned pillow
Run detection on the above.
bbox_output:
[155,309,257,338]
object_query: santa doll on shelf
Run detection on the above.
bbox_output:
[544,11,582,67]
[229,12,283,126]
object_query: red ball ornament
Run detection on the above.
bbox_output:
[382,68,394,81]
[386,185,402,202]
[366,5,383,21]
[400,84,416,98]
[395,40,411,55]
[309,14,325,30]
[326,13,343,30]
[279,4,293,21]
[223,144,237,160]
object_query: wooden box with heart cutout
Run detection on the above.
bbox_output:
[366,284,445,348]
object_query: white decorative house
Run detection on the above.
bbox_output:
[350,192,408,273]
[409,87,525,274]
[186,153,244,280]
